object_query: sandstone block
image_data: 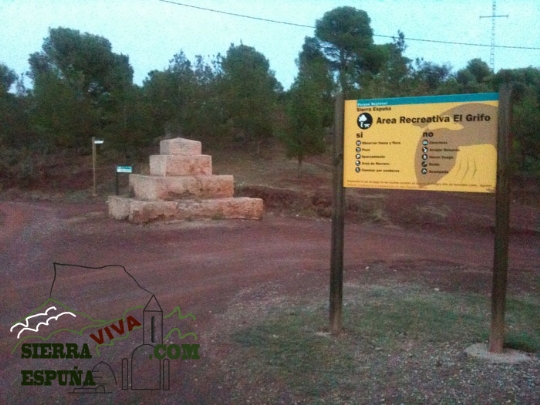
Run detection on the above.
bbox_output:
[107,196,263,223]
[160,138,202,156]
[175,197,264,220]
[149,154,212,176]
[109,135,264,224]
[130,174,234,201]
[107,195,131,220]
[129,199,178,224]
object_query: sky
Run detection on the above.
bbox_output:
[1,0,539,90]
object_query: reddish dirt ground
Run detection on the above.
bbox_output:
[0,194,538,403]
[0,145,538,403]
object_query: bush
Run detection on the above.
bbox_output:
[0,148,45,189]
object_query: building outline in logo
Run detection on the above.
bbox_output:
[123,295,170,391]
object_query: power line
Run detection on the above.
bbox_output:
[158,0,540,51]
[158,0,313,29]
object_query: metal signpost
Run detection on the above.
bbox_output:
[331,87,511,353]
[115,165,133,195]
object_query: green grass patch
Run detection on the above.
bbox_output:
[224,285,540,403]
[505,296,540,352]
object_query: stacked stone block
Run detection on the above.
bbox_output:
[108,138,263,223]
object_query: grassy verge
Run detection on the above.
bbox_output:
[214,284,540,403]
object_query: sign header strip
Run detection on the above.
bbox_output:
[357,92,498,107]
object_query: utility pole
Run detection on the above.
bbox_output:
[480,0,509,71]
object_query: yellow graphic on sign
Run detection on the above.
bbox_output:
[343,93,499,193]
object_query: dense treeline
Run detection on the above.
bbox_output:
[1,7,539,187]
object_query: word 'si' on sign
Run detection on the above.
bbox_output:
[343,93,499,193]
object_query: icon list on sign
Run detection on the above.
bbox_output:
[421,143,428,174]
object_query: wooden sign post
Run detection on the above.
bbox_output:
[489,83,513,353]
[330,93,345,336]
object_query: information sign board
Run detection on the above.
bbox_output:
[116,166,133,173]
[344,93,498,192]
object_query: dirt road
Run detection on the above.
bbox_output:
[1,201,538,403]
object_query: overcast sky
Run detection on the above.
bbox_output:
[1,0,539,89]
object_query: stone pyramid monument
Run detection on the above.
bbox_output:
[108,138,263,223]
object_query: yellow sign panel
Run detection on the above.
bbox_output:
[344,93,499,192]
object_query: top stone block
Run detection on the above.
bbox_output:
[160,138,202,156]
